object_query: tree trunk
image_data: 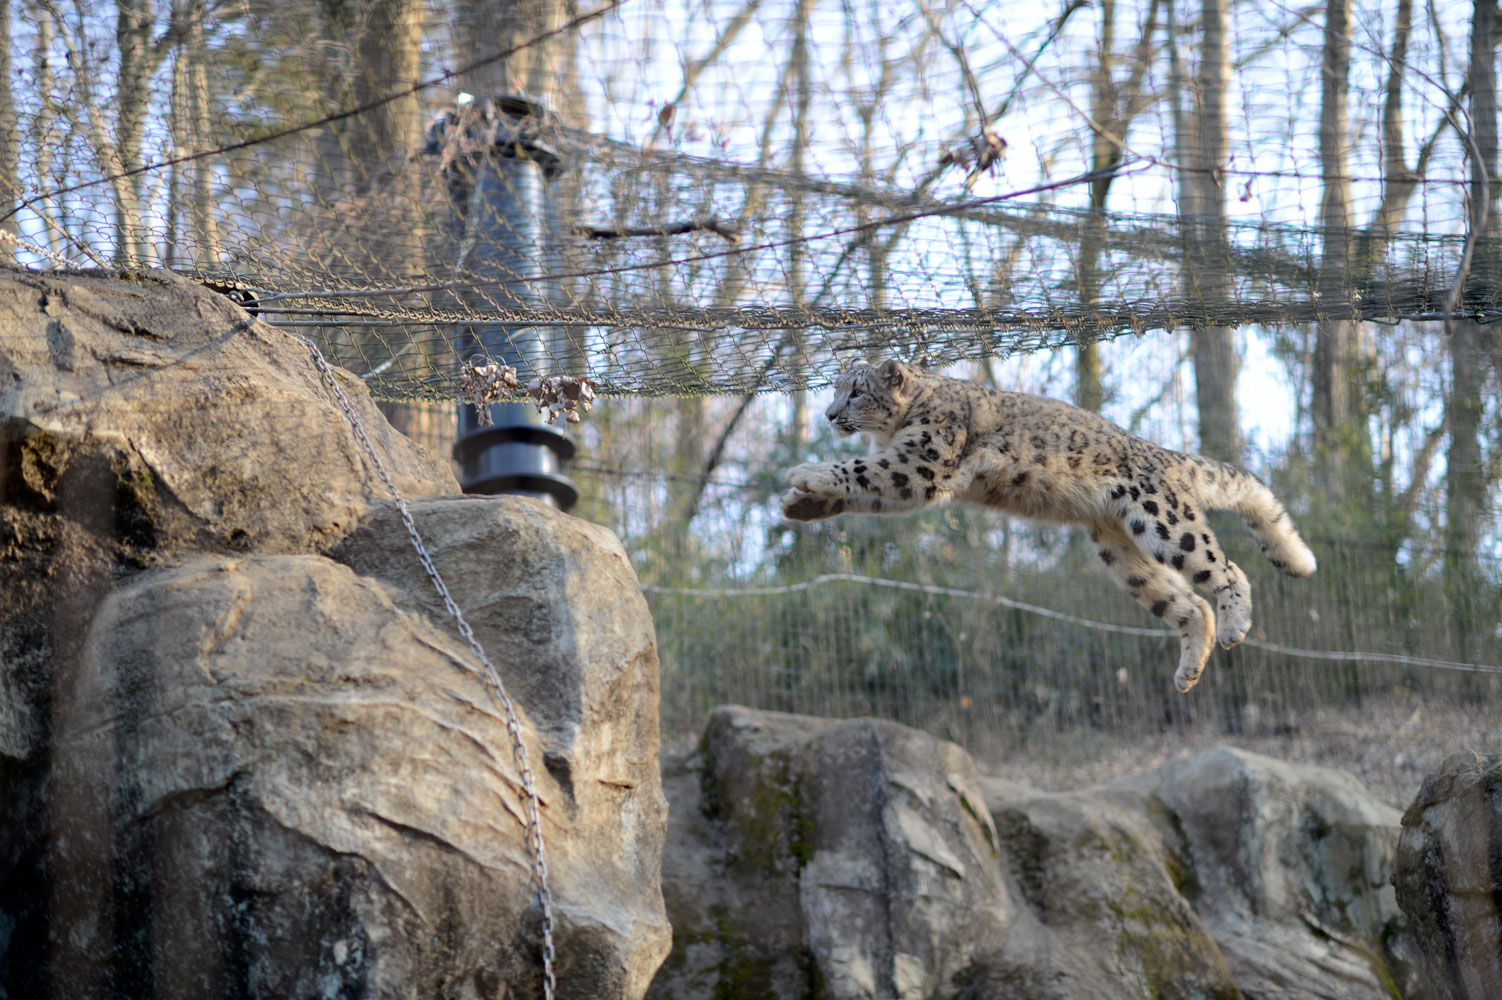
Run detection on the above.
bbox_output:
[115,0,158,266]
[186,5,219,262]
[1312,0,1359,453]
[1444,0,1497,650]
[28,5,59,259]
[786,0,814,449]
[0,1,17,260]
[1312,0,1374,500]
[1370,0,1417,238]
[453,0,571,103]
[1172,0,1241,461]
[351,0,425,177]
[1075,0,1116,414]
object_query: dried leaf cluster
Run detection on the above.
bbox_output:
[937,129,1007,190]
[528,375,597,425]
[458,362,520,427]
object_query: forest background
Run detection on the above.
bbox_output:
[1,0,1498,801]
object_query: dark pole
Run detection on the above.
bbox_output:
[428,94,578,510]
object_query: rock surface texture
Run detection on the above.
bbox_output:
[1392,751,1502,1000]
[651,707,1421,1000]
[0,266,670,998]
[648,706,1009,1000]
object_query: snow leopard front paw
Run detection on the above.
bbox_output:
[781,488,846,521]
[786,462,843,496]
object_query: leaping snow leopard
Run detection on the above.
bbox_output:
[781,359,1316,692]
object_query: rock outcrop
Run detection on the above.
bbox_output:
[648,707,1009,1000]
[976,774,1242,998]
[0,266,457,769]
[652,707,1419,1000]
[1393,751,1502,1000]
[0,267,670,998]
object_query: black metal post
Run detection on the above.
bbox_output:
[428,94,578,510]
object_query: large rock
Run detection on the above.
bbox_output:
[647,706,1010,1000]
[1107,748,1416,1000]
[27,546,668,999]
[0,266,455,558]
[652,714,1418,1000]
[1393,751,1502,1000]
[0,267,670,997]
[329,495,661,774]
[0,265,457,766]
[977,783,1240,998]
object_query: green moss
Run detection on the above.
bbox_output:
[1145,796,1201,900]
[720,750,810,876]
[1107,889,1242,1000]
[703,906,819,1000]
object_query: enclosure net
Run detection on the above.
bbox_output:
[3,0,1500,800]
[565,382,1501,807]
[3,0,1500,399]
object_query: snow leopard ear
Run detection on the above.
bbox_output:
[842,357,869,372]
[876,359,909,388]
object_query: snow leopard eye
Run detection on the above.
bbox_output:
[849,389,863,400]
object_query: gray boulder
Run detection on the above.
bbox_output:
[0,267,670,997]
[971,748,1411,999]
[329,495,662,776]
[978,782,1240,998]
[1392,751,1502,1000]
[36,545,669,999]
[652,712,1417,1000]
[0,265,457,768]
[1107,747,1415,1000]
[0,266,456,559]
[648,706,1010,1000]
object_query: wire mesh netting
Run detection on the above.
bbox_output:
[567,379,1501,806]
[2,0,1500,399]
[1,0,1499,802]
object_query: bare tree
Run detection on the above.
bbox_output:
[167,0,221,266]
[26,2,62,259]
[1444,0,1497,645]
[115,0,160,265]
[453,0,574,104]
[1312,0,1364,481]
[1077,0,1160,412]
[1169,0,1241,462]
[785,0,814,449]
[0,1,18,258]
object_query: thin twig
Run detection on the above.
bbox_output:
[571,218,740,243]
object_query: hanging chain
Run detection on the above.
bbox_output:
[293,334,557,999]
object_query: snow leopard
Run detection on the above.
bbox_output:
[780,359,1317,692]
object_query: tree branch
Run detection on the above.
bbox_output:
[572,218,740,243]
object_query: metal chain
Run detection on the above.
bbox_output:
[293,333,558,999]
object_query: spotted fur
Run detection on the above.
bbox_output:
[781,360,1317,692]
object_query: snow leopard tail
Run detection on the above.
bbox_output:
[1196,460,1317,578]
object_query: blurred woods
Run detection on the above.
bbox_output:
[2,0,1499,762]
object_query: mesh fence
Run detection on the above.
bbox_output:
[568,386,1502,806]
[0,0,1497,400]
[1,0,1499,801]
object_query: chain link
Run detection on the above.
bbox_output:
[293,333,558,999]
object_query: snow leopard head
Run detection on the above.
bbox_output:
[825,359,917,438]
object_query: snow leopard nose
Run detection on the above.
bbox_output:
[824,404,838,422]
